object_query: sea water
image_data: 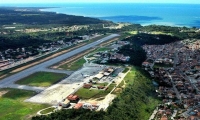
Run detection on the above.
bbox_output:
[1,3,200,28]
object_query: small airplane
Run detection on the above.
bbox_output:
[81,73,90,78]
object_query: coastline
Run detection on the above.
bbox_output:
[1,3,200,28]
[38,4,200,28]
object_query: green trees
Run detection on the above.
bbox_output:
[32,109,105,120]
[124,33,180,46]
[0,35,50,51]
[118,44,147,66]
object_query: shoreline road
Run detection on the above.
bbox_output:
[0,34,120,90]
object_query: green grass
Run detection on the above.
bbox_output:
[94,83,116,97]
[75,83,116,99]
[40,107,55,114]
[75,88,100,99]
[16,72,66,87]
[59,58,86,70]
[0,88,49,120]
[124,68,136,84]
[122,67,129,73]
[95,82,109,86]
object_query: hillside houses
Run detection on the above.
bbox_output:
[143,40,200,120]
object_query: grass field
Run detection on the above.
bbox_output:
[59,58,86,70]
[75,88,100,99]
[75,83,116,99]
[0,88,49,120]
[124,68,136,84]
[95,83,116,97]
[16,72,66,87]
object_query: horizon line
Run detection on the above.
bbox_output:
[1,2,200,4]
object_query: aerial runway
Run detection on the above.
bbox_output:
[0,34,119,90]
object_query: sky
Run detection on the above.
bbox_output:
[0,0,200,4]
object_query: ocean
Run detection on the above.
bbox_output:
[1,3,200,28]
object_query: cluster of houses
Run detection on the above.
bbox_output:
[152,68,200,120]
[142,40,200,120]
[143,43,178,69]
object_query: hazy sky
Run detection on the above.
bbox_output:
[0,0,200,4]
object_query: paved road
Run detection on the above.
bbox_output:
[150,45,165,69]
[168,73,181,100]
[0,34,119,91]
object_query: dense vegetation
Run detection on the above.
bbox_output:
[0,8,109,25]
[32,67,160,120]
[0,32,83,51]
[118,44,146,66]
[124,33,180,46]
[0,35,50,51]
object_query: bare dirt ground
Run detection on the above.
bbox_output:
[0,90,8,97]
[113,88,122,93]
[0,74,8,79]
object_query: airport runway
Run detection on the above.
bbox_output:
[0,34,119,91]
